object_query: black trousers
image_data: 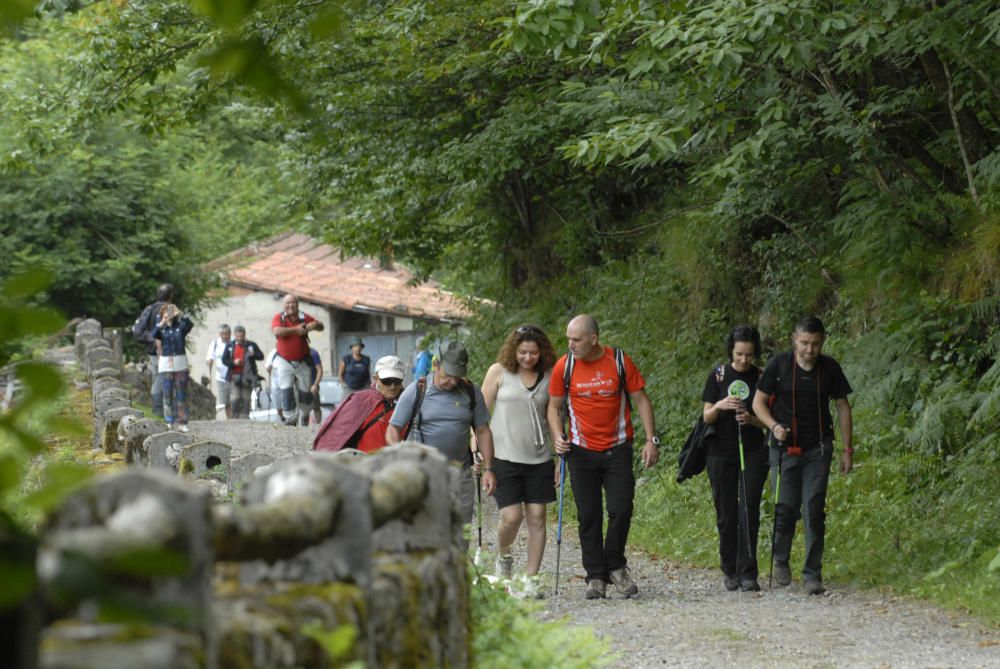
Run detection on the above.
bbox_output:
[706,447,768,580]
[568,442,635,582]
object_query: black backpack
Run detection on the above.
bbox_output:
[676,365,727,484]
[131,302,160,344]
[676,416,715,483]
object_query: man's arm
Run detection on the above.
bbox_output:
[385,424,403,444]
[629,388,659,468]
[547,395,569,455]
[338,358,346,384]
[836,397,853,474]
[474,424,497,495]
[753,390,788,443]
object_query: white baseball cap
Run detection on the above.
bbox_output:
[374,355,405,380]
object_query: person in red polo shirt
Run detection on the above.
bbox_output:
[546,314,659,600]
[271,294,325,426]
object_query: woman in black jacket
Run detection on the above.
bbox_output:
[222,325,265,419]
[702,325,769,592]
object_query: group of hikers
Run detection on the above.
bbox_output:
[135,284,854,599]
[134,288,387,427]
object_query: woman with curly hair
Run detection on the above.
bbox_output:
[480,324,558,581]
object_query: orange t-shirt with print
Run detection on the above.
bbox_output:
[548,346,645,451]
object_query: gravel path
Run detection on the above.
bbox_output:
[188,418,317,461]
[474,500,1000,669]
[182,420,1000,668]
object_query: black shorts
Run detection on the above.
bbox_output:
[493,457,557,509]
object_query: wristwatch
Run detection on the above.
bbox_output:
[647,436,660,447]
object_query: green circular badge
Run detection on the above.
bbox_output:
[728,379,750,401]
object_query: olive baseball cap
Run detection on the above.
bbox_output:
[439,341,468,377]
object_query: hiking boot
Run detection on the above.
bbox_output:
[740,578,761,592]
[772,562,792,587]
[496,555,513,580]
[724,576,740,591]
[804,579,825,595]
[609,567,639,598]
[584,578,606,600]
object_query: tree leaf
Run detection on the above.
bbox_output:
[1,269,53,299]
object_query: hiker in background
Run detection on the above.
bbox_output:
[546,314,659,600]
[222,325,264,419]
[752,315,854,595]
[702,325,769,592]
[386,341,496,522]
[412,337,433,381]
[271,294,325,426]
[339,336,371,398]
[205,324,231,419]
[480,325,557,580]
[308,346,324,424]
[313,355,405,453]
[153,302,193,432]
[132,283,173,417]
[264,348,284,423]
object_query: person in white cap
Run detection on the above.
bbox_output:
[313,355,406,453]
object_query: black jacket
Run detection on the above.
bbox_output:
[221,339,265,385]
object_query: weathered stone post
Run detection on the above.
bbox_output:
[359,442,471,669]
[38,470,216,669]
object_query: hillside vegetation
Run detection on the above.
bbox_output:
[0,0,997,621]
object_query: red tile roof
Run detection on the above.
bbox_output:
[221,233,468,323]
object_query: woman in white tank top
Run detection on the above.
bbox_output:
[480,324,557,582]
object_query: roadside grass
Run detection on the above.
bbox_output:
[630,446,1000,626]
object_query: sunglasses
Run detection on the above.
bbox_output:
[380,378,403,387]
[516,325,541,336]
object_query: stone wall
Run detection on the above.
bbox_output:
[27,321,472,669]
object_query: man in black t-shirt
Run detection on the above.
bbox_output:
[753,316,854,595]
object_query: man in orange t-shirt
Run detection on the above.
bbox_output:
[547,314,659,600]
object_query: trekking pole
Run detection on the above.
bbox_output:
[768,445,783,590]
[555,454,567,595]
[473,451,484,566]
[738,423,753,563]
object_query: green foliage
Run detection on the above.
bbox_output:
[471,571,610,668]
[0,271,90,617]
[300,620,362,668]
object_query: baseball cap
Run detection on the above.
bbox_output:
[439,341,468,377]
[374,355,405,380]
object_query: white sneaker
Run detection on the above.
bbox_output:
[178,424,190,433]
[496,555,513,580]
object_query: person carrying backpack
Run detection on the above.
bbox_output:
[313,355,405,453]
[132,283,173,418]
[702,325,768,592]
[221,325,265,419]
[752,316,854,595]
[152,302,193,432]
[271,294,325,426]
[386,341,496,523]
[546,314,659,600]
